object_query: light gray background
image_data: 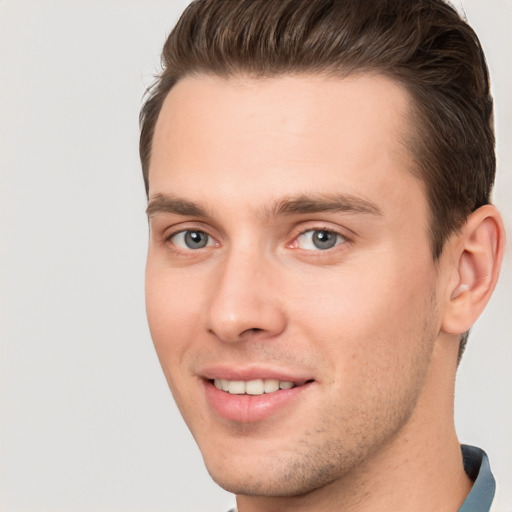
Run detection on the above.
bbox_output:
[0,1,510,511]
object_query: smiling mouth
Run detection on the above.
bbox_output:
[210,378,314,395]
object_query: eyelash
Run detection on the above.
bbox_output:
[291,227,348,251]
[163,226,351,254]
[164,229,217,252]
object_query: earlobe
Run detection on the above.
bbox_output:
[442,205,505,335]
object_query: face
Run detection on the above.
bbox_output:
[145,73,443,497]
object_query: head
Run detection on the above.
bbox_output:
[140,0,496,361]
[141,0,504,504]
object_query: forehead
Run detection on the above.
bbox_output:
[149,73,423,217]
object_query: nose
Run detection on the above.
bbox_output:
[203,248,287,343]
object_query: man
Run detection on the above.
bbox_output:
[140,1,506,510]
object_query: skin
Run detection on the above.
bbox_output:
[145,73,502,512]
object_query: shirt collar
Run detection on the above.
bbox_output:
[458,445,496,512]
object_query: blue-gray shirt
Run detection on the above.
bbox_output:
[459,445,496,512]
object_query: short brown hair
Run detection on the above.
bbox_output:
[139,0,496,358]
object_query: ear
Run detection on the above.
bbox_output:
[441,204,505,335]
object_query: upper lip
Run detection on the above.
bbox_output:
[199,365,314,384]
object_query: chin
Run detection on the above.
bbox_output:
[201,445,352,498]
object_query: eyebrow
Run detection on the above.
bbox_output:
[146,192,382,219]
[269,193,382,217]
[146,194,211,218]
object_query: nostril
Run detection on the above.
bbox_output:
[241,327,264,336]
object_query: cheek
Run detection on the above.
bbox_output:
[145,258,201,374]
[287,261,438,435]
[285,255,436,371]
[145,263,208,425]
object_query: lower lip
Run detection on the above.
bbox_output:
[203,380,312,423]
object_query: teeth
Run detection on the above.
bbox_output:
[263,379,280,393]
[213,378,297,395]
[228,381,245,394]
[245,379,264,395]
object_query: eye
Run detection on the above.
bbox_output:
[295,229,346,250]
[169,230,215,250]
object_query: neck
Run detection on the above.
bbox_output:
[236,337,472,512]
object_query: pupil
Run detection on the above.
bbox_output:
[313,230,336,249]
[185,231,207,248]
